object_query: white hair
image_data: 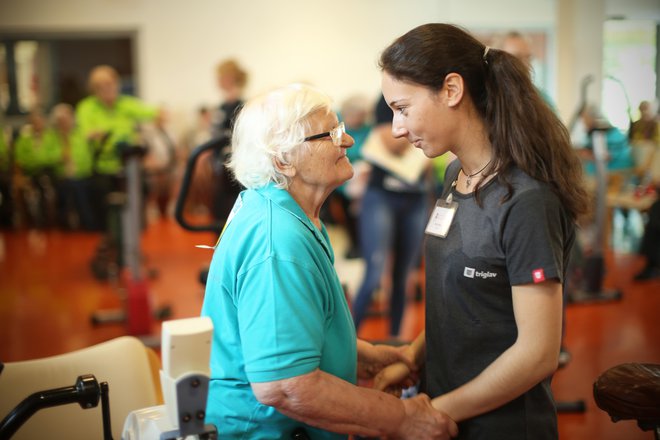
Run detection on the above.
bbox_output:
[228,83,334,189]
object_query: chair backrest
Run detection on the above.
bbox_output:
[0,336,162,440]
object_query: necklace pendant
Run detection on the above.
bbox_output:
[466,176,472,187]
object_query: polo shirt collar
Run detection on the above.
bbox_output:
[256,182,334,263]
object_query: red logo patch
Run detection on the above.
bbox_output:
[532,269,545,283]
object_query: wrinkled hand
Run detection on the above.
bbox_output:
[393,394,458,440]
[357,343,415,380]
[373,362,418,397]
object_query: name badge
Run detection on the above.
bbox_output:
[425,197,458,238]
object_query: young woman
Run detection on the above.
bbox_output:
[374,23,590,440]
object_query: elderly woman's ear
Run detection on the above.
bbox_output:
[272,156,296,178]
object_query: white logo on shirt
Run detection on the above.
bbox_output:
[464,267,497,279]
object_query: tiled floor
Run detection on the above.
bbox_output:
[1,211,658,439]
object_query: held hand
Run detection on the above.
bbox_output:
[394,394,458,440]
[357,343,415,380]
[373,362,417,396]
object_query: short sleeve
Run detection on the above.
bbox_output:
[502,189,569,286]
[236,256,327,383]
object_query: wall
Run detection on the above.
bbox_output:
[0,0,557,131]
[0,0,655,132]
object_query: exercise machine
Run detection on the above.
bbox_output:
[90,144,171,344]
[0,375,113,440]
[565,74,622,304]
[122,317,217,440]
[567,128,622,303]
[174,137,232,285]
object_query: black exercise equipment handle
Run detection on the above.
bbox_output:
[174,137,230,234]
[0,374,113,440]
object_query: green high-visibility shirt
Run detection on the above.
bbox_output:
[75,95,157,175]
[14,128,60,176]
[42,128,94,179]
[0,128,8,173]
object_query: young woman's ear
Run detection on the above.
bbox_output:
[443,73,465,108]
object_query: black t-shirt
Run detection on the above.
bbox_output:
[424,161,574,439]
[212,99,244,141]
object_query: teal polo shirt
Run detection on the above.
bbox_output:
[201,182,357,439]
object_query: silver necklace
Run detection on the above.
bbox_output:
[461,159,492,188]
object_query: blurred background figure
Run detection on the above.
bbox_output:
[209,58,248,223]
[628,100,660,281]
[46,103,96,230]
[634,197,660,281]
[76,64,160,280]
[75,64,160,230]
[178,106,216,217]
[628,100,660,186]
[0,123,12,228]
[351,95,431,339]
[576,103,634,188]
[182,106,214,154]
[141,110,179,219]
[325,93,374,259]
[13,109,59,228]
[499,30,556,109]
[629,100,659,145]
[211,58,248,141]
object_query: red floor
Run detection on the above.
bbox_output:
[1,217,658,439]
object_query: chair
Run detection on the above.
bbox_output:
[0,336,162,440]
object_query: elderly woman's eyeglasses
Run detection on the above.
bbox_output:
[303,122,346,146]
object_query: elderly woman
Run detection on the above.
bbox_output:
[201,84,457,440]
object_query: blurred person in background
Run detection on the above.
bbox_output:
[629,100,660,145]
[629,100,660,281]
[351,95,431,339]
[576,104,634,189]
[326,93,374,259]
[75,64,159,230]
[209,58,249,223]
[46,103,96,230]
[0,123,11,228]
[212,58,248,141]
[499,30,556,110]
[141,109,178,218]
[629,100,660,186]
[14,109,59,228]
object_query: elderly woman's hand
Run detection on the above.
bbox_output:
[395,394,459,439]
[356,340,416,381]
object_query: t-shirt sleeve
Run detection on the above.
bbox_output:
[502,188,568,286]
[236,256,327,383]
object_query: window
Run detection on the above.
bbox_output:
[0,34,135,116]
[602,20,657,131]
